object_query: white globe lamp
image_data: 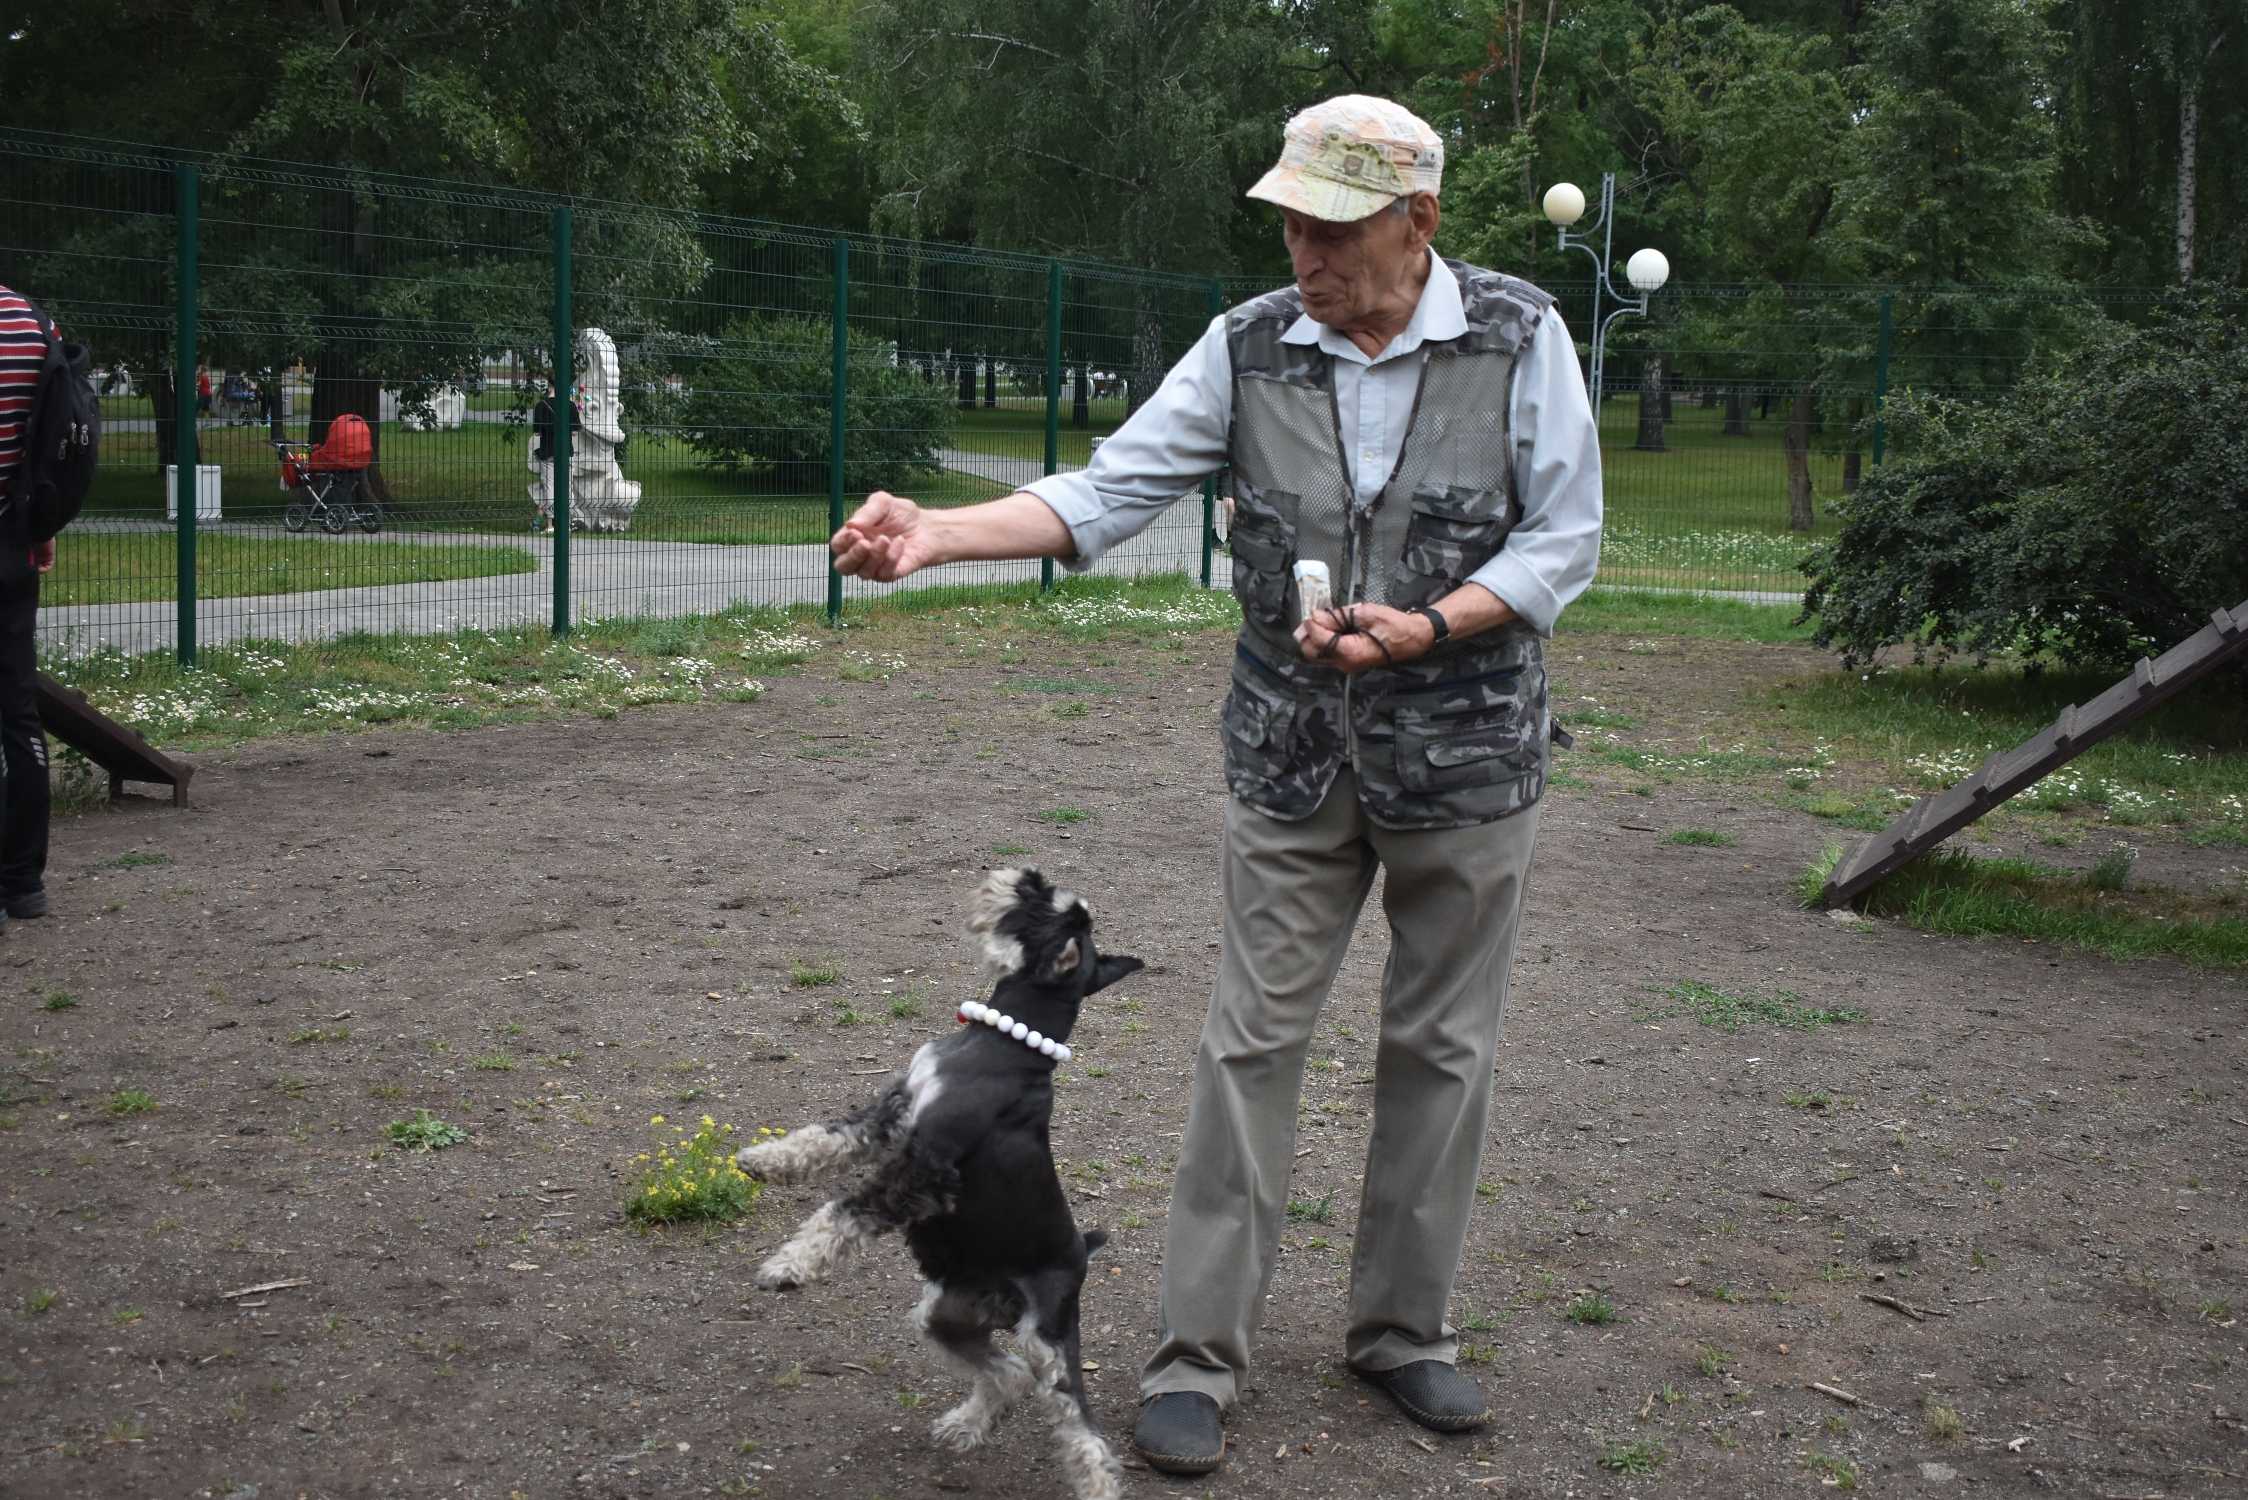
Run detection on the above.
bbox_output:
[1625,247,1671,293]
[1542,182,1586,228]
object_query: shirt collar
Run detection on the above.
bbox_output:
[1281,247,1465,365]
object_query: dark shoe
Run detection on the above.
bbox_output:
[1356,1360,1492,1433]
[5,891,47,920]
[1133,1392,1224,1475]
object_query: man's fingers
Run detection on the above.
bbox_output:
[844,491,899,532]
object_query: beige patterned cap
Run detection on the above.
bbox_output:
[1247,95,1444,222]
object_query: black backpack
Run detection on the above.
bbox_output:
[5,302,99,543]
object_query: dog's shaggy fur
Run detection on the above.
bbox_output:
[740,869,1142,1500]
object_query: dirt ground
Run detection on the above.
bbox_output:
[3,624,2243,1500]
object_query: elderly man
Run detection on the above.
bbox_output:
[830,95,1600,1475]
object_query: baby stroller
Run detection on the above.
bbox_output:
[274,413,381,533]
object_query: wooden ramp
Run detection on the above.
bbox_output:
[1820,600,2248,909]
[35,672,193,806]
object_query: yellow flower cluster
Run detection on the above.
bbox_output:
[625,1112,763,1226]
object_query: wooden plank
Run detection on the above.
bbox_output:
[33,673,193,806]
[1821,597,2248,908]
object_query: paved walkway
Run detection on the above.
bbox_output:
[38,508,1224,658]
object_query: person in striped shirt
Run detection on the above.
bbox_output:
[0,282,57,926]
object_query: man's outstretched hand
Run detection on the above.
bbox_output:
[830,491,937,582]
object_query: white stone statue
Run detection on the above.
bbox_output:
[398,385,467,431]
[529,327,642,532]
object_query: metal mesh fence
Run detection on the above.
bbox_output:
[7,127,2226,659]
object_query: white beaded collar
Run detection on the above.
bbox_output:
[956,1000,1072,1062]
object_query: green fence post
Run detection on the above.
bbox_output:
[827,236,849,626]
[551,205,573,637]
[1201,277,1223,589]
[1871,292,1894,465]
[1042,260,1062,595]
[173,164,199,667]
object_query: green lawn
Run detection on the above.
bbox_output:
[83,387,1848,590]
[50,534,538,606]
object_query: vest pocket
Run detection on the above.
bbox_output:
[1222,672,1301,783]
[1394,707,1533,794]
[1227,505,1295,626]
[1399,488,1499,586]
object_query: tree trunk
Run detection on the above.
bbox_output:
[1841,396,1865,493]
[1129,296,1162,417]
[1635,357,1666,451]
[1723,389,1749,436]
[1758,388,1773,420]
[2178,72,2201,283]
[1783,385,1816,532]
[151,368,177,472]
[956,356,975,411]
[983,358,996,409]
[1071,363,1089,430]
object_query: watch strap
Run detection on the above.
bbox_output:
[1414,604,1451,643]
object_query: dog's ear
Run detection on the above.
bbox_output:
[1046,936,1081,981]
[1085,954,1144,995]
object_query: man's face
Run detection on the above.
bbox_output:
[1282,198,1428,328]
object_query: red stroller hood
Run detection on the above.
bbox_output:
[309,413,372,471]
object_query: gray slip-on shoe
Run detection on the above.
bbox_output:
[1355,1359,1492,1433]
[1133,1391,1225,1475]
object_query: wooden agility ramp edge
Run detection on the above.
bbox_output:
[1819,599,2248,909]
[35,672,194,807]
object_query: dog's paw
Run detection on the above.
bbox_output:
[1059,1430,1123,1500]
[752,1254,807,1292]
[734,1140,792,1182]
[930,1402,995,1453]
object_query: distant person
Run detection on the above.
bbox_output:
[194,364,212,418]
[0,281,57,928]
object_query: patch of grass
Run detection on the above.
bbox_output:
[107,1089,156,1116]
[1784,1090,1833,1110]
[1797,842,1846,908]
[1036,807,1091,825]
[2086,841,2137,892]
[385,1110,468,1151]
[1922,1397,1963,1440]
[1661,827,1737,848]
[1565,1291,1618,1325]
[289,1027,350,1045]
[1849,849,2248,966]
[1805,1451,1858,1489]
[991,843,1033,857]
[23,1288,57,1315]
[1563,587,1816,644]
[790,960,841,988]
[471,1052,517,1072]
[887,996,924,1020]
[1596,1438,1664,1475]
[2202,1297,2233,1323]
[109,850,172,869]
[1285,1191,1335,1225]
[40,990,77,1011]
[627,1115,761,1225]
[1637,979,1865,1032]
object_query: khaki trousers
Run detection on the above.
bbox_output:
[1141,767,1541,1407]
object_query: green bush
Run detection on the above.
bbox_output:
[1801,302,2248,670]
[678,314,955,491]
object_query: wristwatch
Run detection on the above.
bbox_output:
[1412,604,1451,644]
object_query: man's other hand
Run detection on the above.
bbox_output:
[29,538,54,574]
[1293,603,1434,675]
[830,491,935,582]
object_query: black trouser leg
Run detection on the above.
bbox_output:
[0,568,48,901]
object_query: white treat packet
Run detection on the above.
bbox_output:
[1293,560,1332,624]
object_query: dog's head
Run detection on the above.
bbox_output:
[967,867,1143,999]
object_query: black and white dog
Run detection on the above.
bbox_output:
[738,869,1143,1500]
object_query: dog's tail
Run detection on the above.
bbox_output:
[1082,1228,1108,1259]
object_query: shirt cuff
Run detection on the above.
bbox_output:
[1022,472,1108,572]
[1467,553,1563,638]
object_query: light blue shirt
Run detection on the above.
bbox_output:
[1024,248,1603,635]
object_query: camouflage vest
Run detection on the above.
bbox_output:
[1222,258,1555,831]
